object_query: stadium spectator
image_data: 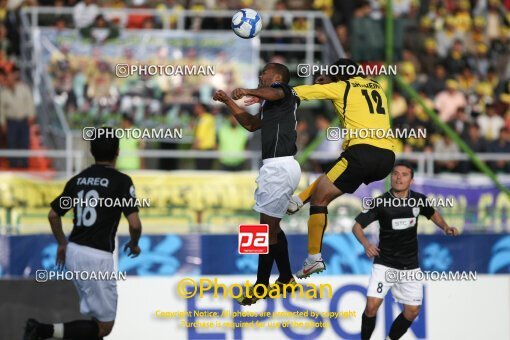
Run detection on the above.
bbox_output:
[312,0,334,18]
[262,1,291,54]
[17,0,510,175]
[468,43,490,77]
[0,24,11,61]
[414,90,434,122]
[201,0,231,30]
[447,107,470,137]
[331,0,356,26]
[435,16,465,58]
[461,123,488,173]
[399,49,420,85]
[422,63,447,97]
[453,1,472,31]
[0,67,35,168]
[491,27,510,76]
[116,114,142,171]
[192,102,216,170]
[487,67,502,95]
[465,17,489,54]
[80,14,120,44]
[390,91,407,119]
[73,0,99,29]
[488,127,510,173]
[393,102,430,152]
[471,82,494,116]
[419,38,439,76]
[390,0,413,17]
[486,0,505,43]
[312,114,342,172]
[155,0,185,29]
[54,16,68,32]
[458,66,478,94]
[477,103,505,142]
[217,114,249,171]
[295,120,310,152]
[350,0,384,62]
[434,79,467,122]
[444,39,469,76]
[126,0,154,29]
[433,133,460,173]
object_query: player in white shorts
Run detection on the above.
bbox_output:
[352,161,458,340]
[24,127,143,340]
[213,62,301,305]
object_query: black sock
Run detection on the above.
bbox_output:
[388,312,413,340]
[256,251,274,287]
[63,320,99,340]
[36,323,54,339]
[273,231,293,283]
[361,312,376,340]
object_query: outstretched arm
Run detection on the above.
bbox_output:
[293,82,344,101]
[232,87,285,101]
[213,90,262,132]
[430,211,459,236]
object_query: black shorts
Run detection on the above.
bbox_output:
[325,144,395,194]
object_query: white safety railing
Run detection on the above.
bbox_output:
[1,142,510,178]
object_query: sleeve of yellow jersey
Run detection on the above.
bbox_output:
[293,82,346,101]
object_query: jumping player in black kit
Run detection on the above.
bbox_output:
[352,161,458,340]
[24,127,143,340]
[213,63,301,305]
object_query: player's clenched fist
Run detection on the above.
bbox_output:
[213,90,230,103]
[445,226,459,236]
[232,88,248,100]
[244,96,260,106]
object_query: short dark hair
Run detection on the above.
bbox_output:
[122,113,134,125]
[393,160,414,178]
[331,58,362,81]
[90,127,119,162]
[267,63,290,83]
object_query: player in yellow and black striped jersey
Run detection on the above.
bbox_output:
[288,59,396,279]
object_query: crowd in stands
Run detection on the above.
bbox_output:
[0,0,508,173]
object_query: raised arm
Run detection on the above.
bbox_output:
[213,90,261,132]
[232,87,285,101]
[293,82,345,101]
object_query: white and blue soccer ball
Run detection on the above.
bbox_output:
[231,8,262,39]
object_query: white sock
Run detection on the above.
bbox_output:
[53,323,64,338]
[308,253,322,261]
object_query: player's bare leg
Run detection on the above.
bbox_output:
[361,296,384,340]
[96,319,115,339]
[295,175,342,278]
[287,175,324,215]
[387,304,420,340]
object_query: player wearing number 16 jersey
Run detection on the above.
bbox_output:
[287,59,396,279]
[24,127,143,340]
